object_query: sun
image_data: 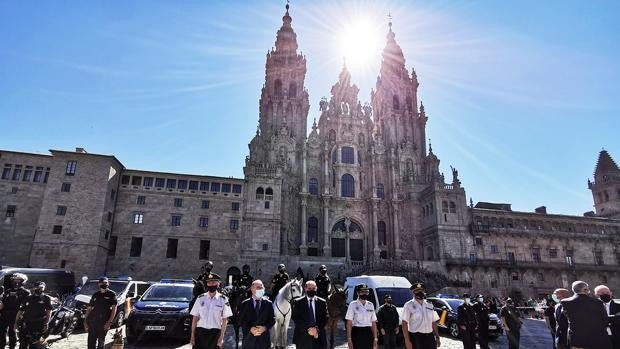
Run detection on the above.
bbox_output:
[338,17,383,72]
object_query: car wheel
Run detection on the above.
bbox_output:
[449,322,459,338]
[115,310,125,328]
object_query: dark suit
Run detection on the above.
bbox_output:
[561,294,612,349]
[238,297,276,349]
[292,296,328,349]
[555,303,569,349]
[606,301,620,349]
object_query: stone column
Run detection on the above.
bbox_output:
[393,202,402,258]
[372,200,380,258]
[302,144,308,192]
[324,147,330,195]
[323,197,331,256]
[300,197,308,255]
[371,146,377,197]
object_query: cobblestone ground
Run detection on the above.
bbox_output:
[36,318,552,349]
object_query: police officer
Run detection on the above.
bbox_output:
[345,284,378,349]
[499,297,522,349]
[15,281,52,349]
[457,293,478,349]
[190,273,232,349]
[0,273,30,349]
[84,277,117,349]
[238,265,254,289]
[377,294,399,349]
[402,282,440,349]
[270,264,289,300]
[197,261,215,282]
[473,294,490,349]
[315,265,331,300]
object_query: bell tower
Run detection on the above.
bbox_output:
[588,150,620,219]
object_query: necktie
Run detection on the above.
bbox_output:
[255,299,260,316]
[309,298,316,326]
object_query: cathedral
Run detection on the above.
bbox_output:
[1,5,619,298]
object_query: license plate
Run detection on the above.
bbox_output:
[488,325,497,330]
[145,325,166,331]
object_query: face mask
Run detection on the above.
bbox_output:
[600,294,612,303]
[464,298,471,304]
[478,298,484,303]
[358,294,368,300]
[307,290,317,298]
[256,289,265,298]
[206,285,217,293]
[279,270,285,274]
[320,270,327,275]
[414,292,425,300]
[386,300,392,305]
[34,289,43,295]
[552,294,559,303]
[100,284,108,290]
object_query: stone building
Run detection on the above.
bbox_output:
[1,5,619,298]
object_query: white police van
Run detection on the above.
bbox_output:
[344,275,413,324]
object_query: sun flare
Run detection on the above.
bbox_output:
[338,17,383,72]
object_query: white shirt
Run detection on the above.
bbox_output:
[345,300,377,327]
[190,292,232,329]
[402,299,439,334]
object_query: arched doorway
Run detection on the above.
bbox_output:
[331,218,364,261]
[226,266,241,286]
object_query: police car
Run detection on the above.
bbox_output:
[125,280,194,342]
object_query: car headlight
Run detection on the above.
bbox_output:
[179,307,189,314]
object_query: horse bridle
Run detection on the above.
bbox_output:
[274,280,300,318]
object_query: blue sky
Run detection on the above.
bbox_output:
[1,1,618,216]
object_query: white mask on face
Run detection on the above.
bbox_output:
[478,297,484,303]
[464,298,471,304]
[256,289,265,298]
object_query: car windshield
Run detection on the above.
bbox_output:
[375,288,412,307]
[141,285,193,302]
[446,299,464,310]
[78,281,127,296]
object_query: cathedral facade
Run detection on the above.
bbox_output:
[1,6,619,298]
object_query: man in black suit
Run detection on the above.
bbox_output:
[238,280,276,349]
[561,280,612,349]
[595,285,620,349]
[292,280,328,349]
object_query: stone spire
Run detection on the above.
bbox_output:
[274,3,298,53]
[594,149,620,177]
[380,17,408,80]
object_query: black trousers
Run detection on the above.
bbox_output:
[0,315,18,349]
[507,329,520,349]
[194,327,221,349]
[461,327,476,349]
[18,321,46,349]
[409,332,437,349]
[87,323,108,349]
[351,327,373,349]
[382,328,397,349]
[478,328,489,349]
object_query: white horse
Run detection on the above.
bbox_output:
[272,278,304,349]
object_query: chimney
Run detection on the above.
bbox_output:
[535,206,547,214]
[75,147,88,154]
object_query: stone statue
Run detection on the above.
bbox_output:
[450,166,459,183]
[319,97,328,112]
[363,103,372,118]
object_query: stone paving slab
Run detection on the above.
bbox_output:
[28,317,552,349]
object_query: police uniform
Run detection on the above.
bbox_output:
[18,290,53,349]
[238,273,254,289]
[190,273,232,349]
[0,284,30,349]
[457,294,478,349]
[270,271,289,299]
[86,279,117,349]
[402,283,440,349]
[315,268,331,300]
[345,284,377,349]
[473,295,490,349]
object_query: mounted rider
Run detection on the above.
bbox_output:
[270,264,289,301]
[315,265,332,300]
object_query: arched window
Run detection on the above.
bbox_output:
[341,174,355,198]
[274,79,282,96]
[393,95,400,110]
[406,95,413,111]
[378,221,387,246]
[449,201,456,213]
[376,183,385,199]
[309,178,319,195]
[256,187,264,200]
[442,201,449,213]
[308,217,318,242]
[341,146,354,164]
[288,81,297,98]
[328,129,336,143]
[265,187,274,200]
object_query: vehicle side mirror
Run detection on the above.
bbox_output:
[442,306,448,310]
